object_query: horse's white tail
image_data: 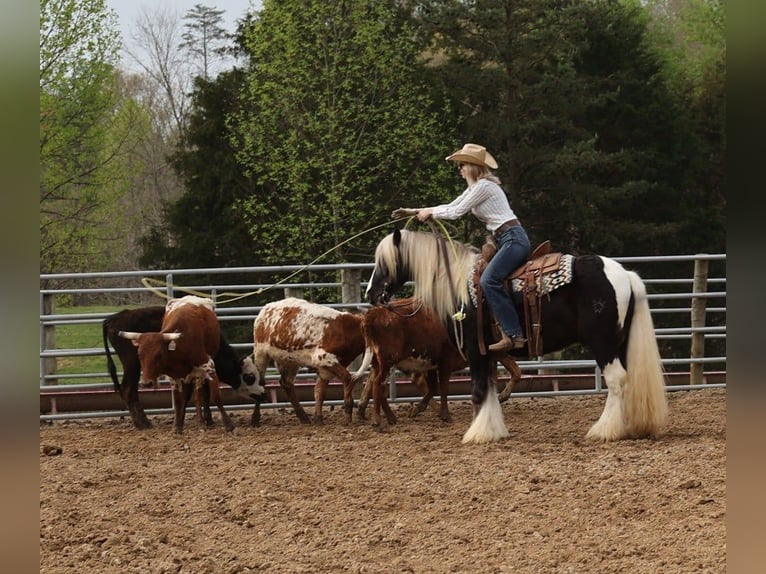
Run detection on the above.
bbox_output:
[620,271,668,437]
[461,382,509,444]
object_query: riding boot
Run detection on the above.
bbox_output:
[488,332,526,352]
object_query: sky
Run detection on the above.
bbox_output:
[107,0,261,37]
[106,0,262,68]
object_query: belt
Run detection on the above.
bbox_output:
[493,219,520,238]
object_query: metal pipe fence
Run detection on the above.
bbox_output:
[39,254,726,422]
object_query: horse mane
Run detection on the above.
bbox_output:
[376,229,480,320]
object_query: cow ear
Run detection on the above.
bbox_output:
[393,228,402,247]
[130,339,139,347]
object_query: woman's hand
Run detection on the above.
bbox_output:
[391,207,420,219]
[416,208,433,222]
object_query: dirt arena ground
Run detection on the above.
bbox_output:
[40,388,725,574]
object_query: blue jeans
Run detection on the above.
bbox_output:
[480,225,531,337]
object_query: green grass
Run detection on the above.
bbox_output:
[51,305,128,384]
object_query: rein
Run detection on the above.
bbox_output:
[383,298,424,317]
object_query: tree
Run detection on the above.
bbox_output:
[181,3,230,80]
[412,0,704,256]
[139,69,260,271]
[643,0,725,255]
[39,0,125,273]
[124,3,192,142]
[232,0,455,265]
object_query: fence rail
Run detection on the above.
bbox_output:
[40,254,726,422]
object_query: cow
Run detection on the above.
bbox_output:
[242,297,366,426]
[115,296,266,434]
[352,298,523,431]
[104,305,267,430]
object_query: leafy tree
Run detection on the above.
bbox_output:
[232,0,455,265]
[643,0,725,255]
[181,3,230,80]
[139,69,260,271]
[411,0,709,257]
[39,0,125,273]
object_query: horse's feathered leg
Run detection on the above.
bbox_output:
[461,353,509,444]
[587,269,667,441]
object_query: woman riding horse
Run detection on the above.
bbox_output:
[365,227,667,445]
[393,143,530,352]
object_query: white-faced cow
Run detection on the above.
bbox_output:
[242,297,366,426]
[104,306,266,430]
[116,296,266,434]
[352,298,522,431]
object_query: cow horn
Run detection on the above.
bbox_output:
[118,331,142,340]
[161,333,183,341]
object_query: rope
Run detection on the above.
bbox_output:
[383,298,424,318]
[140,218,400,305]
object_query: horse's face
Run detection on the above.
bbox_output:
[365,263,404,305]
[366,230,408,305]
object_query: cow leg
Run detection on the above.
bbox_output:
[278,365,311,424]
[172,383,187,435]
[370,365,397,430]
[313,377,328,425]
[378,380,398,426]
[190,383,213,427]
[122,379,152,430]
[497,356,522,403]
[409,371,436,418]
[207,375,234,433]
[356,372,373,421]
[250,355,268,427]
[324,366,359,426]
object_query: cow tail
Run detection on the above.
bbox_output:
[351,346,373,384]
[103,321,121,393]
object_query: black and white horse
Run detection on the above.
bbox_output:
[365,228,667,444]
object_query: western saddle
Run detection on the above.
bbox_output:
[477,238,563,357]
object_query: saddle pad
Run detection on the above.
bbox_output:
[511,254,574,296]
[467,254,575,308]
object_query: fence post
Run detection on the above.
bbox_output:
[340,268,362,307]
[284,286,303,299]
[166,273,174,299]
[41,293,58,387]
[341,268,364,396]
[690,257,709,385]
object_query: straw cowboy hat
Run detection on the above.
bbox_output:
[445,143,498,169]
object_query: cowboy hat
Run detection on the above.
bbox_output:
[445,143,498,169]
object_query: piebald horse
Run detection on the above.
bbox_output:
[365,228,667,444]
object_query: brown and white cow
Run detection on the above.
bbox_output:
[118,296,265,434]
[352,298,522,431]
[242,297,365,426]
[103,305,266,430]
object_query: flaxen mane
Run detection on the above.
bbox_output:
[373,229,480,321]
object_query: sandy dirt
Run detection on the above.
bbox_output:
[40,388,725,574]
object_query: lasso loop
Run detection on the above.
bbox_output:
[142,218,404,305]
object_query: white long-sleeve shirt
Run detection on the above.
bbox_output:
[431,178,517,232]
